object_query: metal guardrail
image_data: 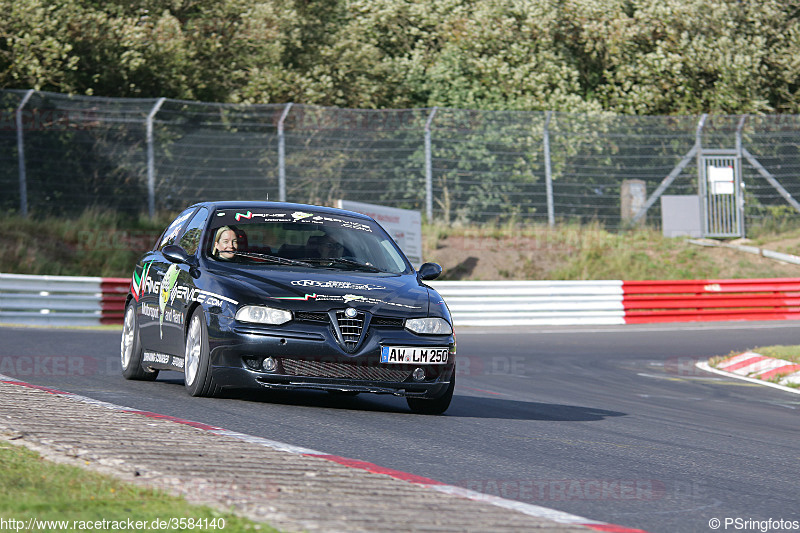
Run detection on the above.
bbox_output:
[3,274,800,327]
[429,281,625,327]
[0,273,128,326]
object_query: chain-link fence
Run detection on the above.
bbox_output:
[3,89,800,232]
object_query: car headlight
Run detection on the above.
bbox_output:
[236,305,292,325]
[405,317,452,335]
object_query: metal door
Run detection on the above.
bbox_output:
[699,150,744,238]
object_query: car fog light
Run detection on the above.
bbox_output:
[412,367,426,381]
[262,357,278,372]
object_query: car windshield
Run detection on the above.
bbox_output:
[205,208,411,274]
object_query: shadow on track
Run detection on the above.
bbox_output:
[156,377,626,421]
[444,395,627,421]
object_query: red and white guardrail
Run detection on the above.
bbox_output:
[0,273,128,326]
[2,273,800,327]
[432,278,800,326]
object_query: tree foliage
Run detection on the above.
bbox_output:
[1,0,800,114]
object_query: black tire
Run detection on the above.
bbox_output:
[184,308,221,397]
[120,302,159,381]
[407,368,455,415]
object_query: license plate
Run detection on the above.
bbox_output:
[380,346,449,365]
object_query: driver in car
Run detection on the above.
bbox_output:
[212,226,239,260]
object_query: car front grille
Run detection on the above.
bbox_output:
[335,310,365,352]
[281,359,411,382]
[291,310,403,352]
[294,311,403,328]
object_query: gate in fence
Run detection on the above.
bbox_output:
[699,150,744,238]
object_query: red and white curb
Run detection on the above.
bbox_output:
[697,352,800,394]
[0,374,647,533]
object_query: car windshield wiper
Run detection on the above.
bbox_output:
[300,257,384,273]
[230,251,313,267]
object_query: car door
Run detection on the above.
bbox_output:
[138,207,196,353]
[160,207,209,357]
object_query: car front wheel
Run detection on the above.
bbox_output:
[406,368,455,415]
[120,302,158,381]
[184,308,221,397]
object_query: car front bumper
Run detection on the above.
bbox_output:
[207,314,456,398]
[212,367,453,398]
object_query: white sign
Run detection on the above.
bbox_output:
[337,200,423,267]
[708,165,734,195]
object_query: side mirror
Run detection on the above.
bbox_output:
[417,262,443,281]
[162,244,196,267]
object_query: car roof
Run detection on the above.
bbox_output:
[189,201,374,222]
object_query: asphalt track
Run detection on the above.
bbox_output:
[1,321,799,533]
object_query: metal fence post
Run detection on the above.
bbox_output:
[16,89,34,217]
[544,111,554,227]
[424,107,438,221]
[277,102,293,202]
[146,97,166,219]
[696,113,708,235]
[735,114,747,158]
[736,115,748,236]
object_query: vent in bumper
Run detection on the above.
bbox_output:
[281,359,411,382]
[371,316,404,327]
[295,311,328,322]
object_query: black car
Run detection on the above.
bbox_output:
[120,201,456,414]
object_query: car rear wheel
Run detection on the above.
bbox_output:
[184,308,221,397]
[406,368,455,415]
[120,302,158,381]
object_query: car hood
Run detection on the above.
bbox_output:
[204,264,431,317]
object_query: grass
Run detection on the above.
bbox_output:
[545,227,715,280]
[0,441,276,532]
[424,218,800,281]
[1,209,172,278]
[711,345,800,367]
[748,345,800,363]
